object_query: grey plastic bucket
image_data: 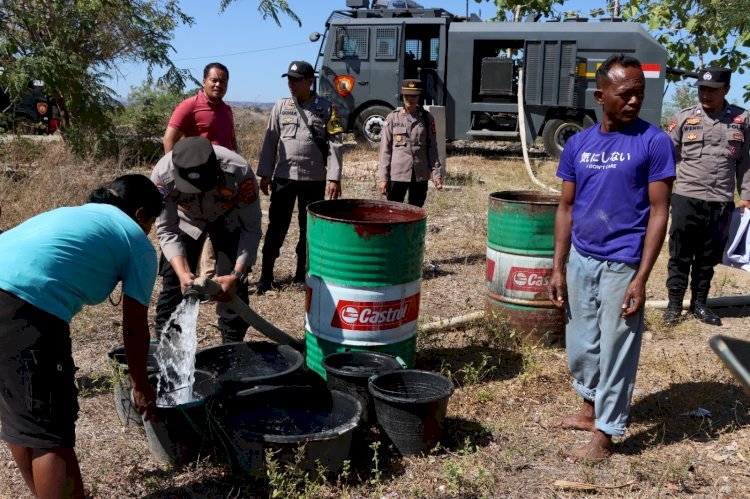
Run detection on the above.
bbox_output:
[218,385,362,478]
[142,369,219,465]
[194,341,304,396]
[107,343,159,426]
[322,351,403,423]
[369,369,454,455]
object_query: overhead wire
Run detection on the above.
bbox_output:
[172,41,312,62]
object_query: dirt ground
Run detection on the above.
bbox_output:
[2,147,750,498]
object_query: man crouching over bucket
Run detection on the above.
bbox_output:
[151,136,262,343]
[547,54,675,461]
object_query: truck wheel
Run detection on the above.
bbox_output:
[355,105,391,147]
[542,117,594,158]
[14,117,37,135]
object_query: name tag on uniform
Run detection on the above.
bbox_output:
[686,118,700,125]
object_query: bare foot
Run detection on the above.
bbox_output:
[548,413,596,431]
[565,431,613,463]
[548,399,596,431]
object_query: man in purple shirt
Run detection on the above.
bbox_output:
[547,54,675,461]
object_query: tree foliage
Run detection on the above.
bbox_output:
[0,0,300,155]
[621,0,750,99]
[220,0,300,27]
[474,0,565,21]
[661,84,697,128]
[0,0,194,129]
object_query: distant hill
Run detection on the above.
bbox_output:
[227,101,274,110]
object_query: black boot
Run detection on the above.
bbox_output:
[690,289,721,326]
[257,254,275,295]
[292,259,306,283]
[662,288,685,326]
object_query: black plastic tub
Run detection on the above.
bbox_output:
[217,385,362,478]
[107,343,160,426]
[142,369,220,465]
[195,341,304,396]
[369,369,454,455]
[322,351,402,423]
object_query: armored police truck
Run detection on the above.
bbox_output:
[313,0,667,156]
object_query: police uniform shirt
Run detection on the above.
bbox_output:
[378,107,442,183]
[668,102,750,202]
[257,94,343,181]
[151,145,262,267]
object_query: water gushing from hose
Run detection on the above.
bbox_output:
[155,295,200,406]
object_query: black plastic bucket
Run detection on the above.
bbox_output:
[368,369,454,455]
[322,351,403,423]
[143,369,219,465]
[195,341,304,396]
[107,343,160,426]
[218,385,362,478]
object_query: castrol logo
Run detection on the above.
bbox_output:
[505,267,551,292]
[486,257,496,282]
[331,293,420,331]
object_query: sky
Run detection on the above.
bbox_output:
[106,0,748,106]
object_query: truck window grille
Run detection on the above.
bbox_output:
[405,39,422,59]
[375,28,398,59]
[430,38,439,61]
[334,27,369,59]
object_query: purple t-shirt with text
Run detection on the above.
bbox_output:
[556,118,675,264]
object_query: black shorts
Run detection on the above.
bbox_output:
[0,289,78,448]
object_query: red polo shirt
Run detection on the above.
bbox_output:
[168,90,235,150]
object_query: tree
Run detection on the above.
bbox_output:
[661,84,697,129]
[620,0,750,99]
[0,1,299,134]
[474,0,564,22]
[0,1,194,130]
[221,0,300,26]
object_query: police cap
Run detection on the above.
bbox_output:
[401,79,422,95]
[696,67,731,88]
[172,137,218,194]
[282,61,315,79]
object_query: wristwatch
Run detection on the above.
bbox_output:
[230,269,248,283]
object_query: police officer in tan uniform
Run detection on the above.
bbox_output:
[257,60,344,294]
[378,79,442,207]
[663,67,750,326]
[151,136,262,342]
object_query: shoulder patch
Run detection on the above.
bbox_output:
[668,121,677,132]
[238,178,258,205]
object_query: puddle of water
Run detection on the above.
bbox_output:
[155,296,200,406]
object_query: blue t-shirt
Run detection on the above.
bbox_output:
[0,204,157,322]
[557,118,676,264]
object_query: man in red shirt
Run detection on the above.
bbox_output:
[163,62,237,153]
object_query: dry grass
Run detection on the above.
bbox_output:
[1,123,750,498]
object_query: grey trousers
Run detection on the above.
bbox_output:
[565,248,644,436]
